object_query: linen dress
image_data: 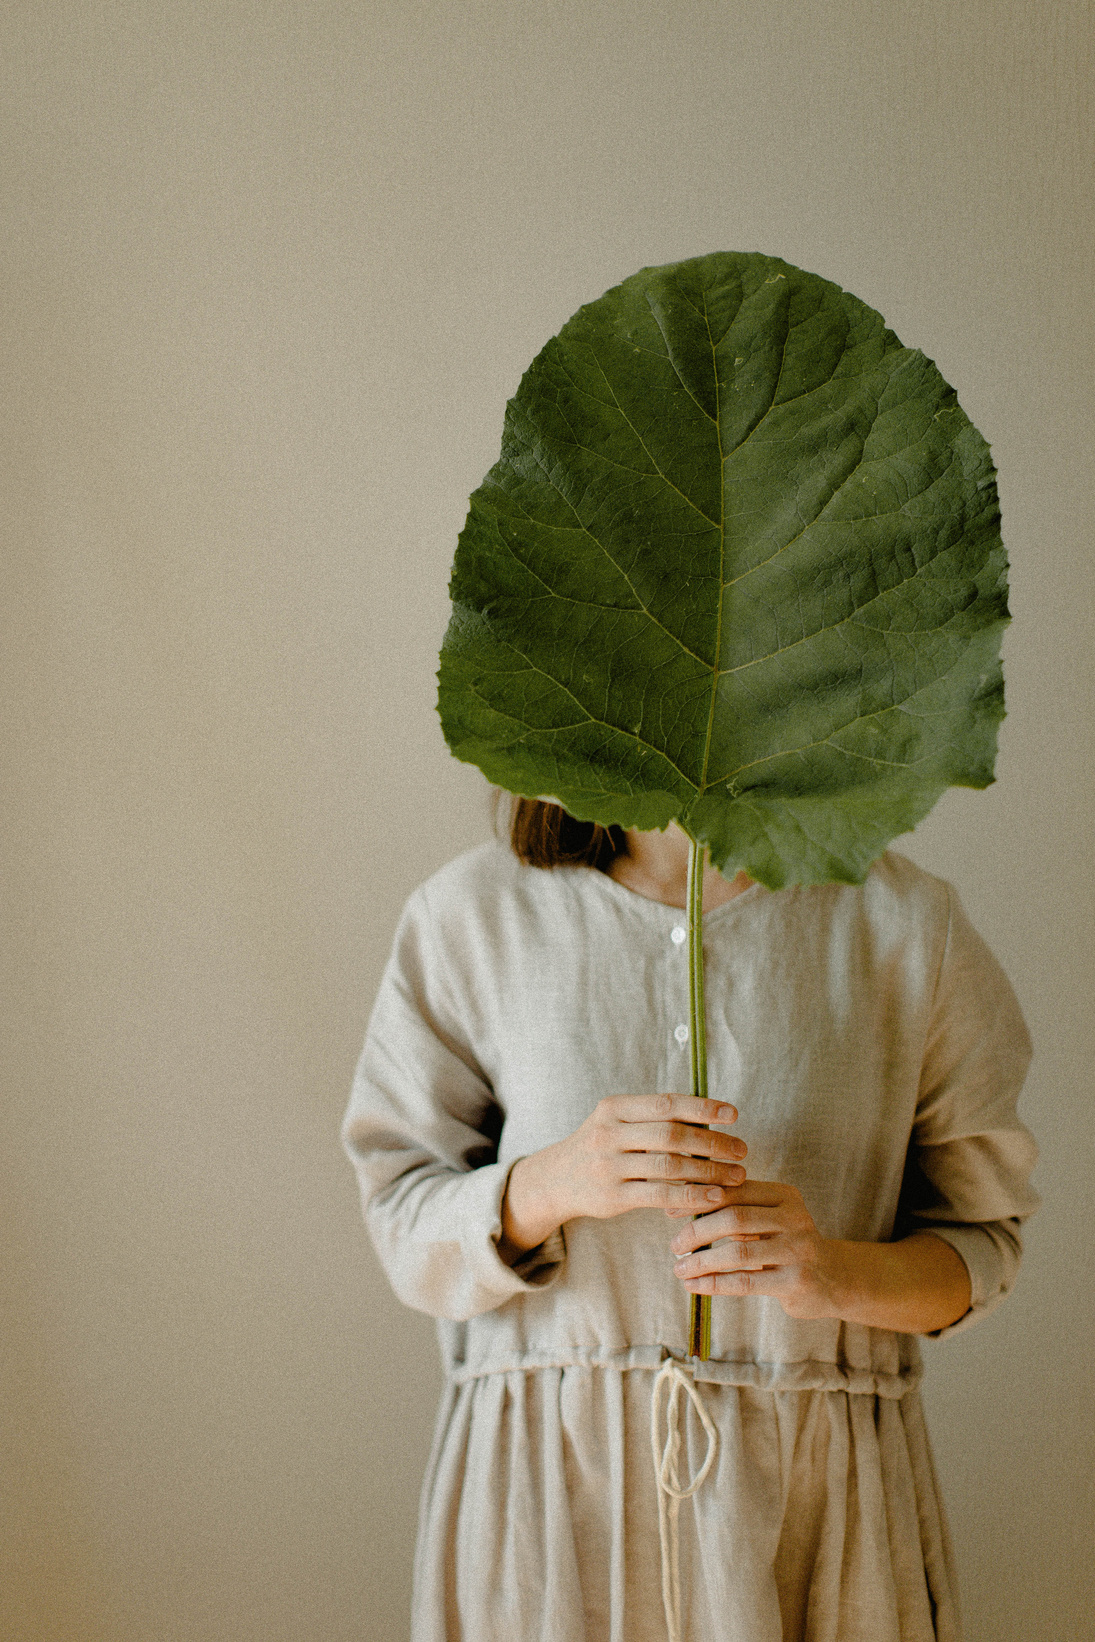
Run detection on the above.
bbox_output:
[342,842,1038,1642]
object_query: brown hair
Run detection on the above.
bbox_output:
[497,794,628,873]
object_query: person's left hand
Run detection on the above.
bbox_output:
[669,1179,838,1320]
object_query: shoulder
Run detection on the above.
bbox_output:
[739,852,956,988]
[862,855,1025,1028]
[397,840,591,956]
[859,849,953,935]
[408,840,549,925]
[409,840,522,908]
[388,844,612,1026]
[752,851,952,946]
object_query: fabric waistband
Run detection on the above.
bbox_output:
[445,1345,921,1399]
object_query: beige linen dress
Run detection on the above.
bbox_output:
[342,843,1038,1642]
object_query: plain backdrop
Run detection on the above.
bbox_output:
[2,3,1093,1638]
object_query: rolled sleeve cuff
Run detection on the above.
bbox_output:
[921,1221,1018,1339]
[459,1160,567,1311]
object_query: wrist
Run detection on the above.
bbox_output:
[813,1239,858,1318]
[500,1149,567,1257]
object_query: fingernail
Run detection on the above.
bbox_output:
[705,1187,722,1202]
[731,1167,745,1182]
[717,1104,737,1121]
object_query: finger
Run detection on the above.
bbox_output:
[609,1094,738,1127]
[677,1267,794,1299]
[620,1122,747,1163]
[698,1179,790,1208]
[672,1233,793,1280]
[622,1152,747,1189]
[669,1204,787,1253]
[618,1180,742,1215]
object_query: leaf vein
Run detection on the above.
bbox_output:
[718,560,959,678]
[493,501,711,667]
[477,632,699,790]
[707,643,985,788]
[643,295,719,425]
[569,353,722,530]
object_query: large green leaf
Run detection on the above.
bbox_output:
[438,252,1008,887]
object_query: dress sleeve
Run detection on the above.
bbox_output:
[899,883,1039,1340]
[341,887,565,1322]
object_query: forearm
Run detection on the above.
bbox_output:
[820,1230,972,1334]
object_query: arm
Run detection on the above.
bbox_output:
[817,1231,971,1333]
[343,891,567,1321]
[668,1181,972,1334]
[893,883,1038,1334]
[672,883,1038,1337]
[348,892,751,1319]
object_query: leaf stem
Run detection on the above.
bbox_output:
[686,837,712,1361]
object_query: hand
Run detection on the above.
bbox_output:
[670,1179,838,1320]
[669,1183,975,1332]
[500,1094,747,1257]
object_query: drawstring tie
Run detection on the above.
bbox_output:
[649,1358,718,1642]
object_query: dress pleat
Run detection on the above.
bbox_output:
[411,1367,960,1642]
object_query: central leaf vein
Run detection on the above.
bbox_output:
[697,290,726,798]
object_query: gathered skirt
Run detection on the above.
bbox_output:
[411,1366,959,1642]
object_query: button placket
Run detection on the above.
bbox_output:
[669,922,691,1053]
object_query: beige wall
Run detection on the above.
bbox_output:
[3,3,1092,1638]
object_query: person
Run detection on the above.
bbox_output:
[342,797,1038,1642]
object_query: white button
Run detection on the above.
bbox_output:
[673,1023,689,1044]
[670,925,687,945]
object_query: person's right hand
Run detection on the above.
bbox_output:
[499,1094,747,1258]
